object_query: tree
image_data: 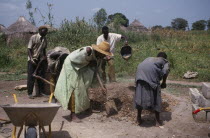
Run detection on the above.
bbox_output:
[107,13,129,27]
[192,20,206,30]
[207,18,210,30]
[151,25,163,30]
[171,18,188,30]
[26,0,36,25]
[93,8,107,29]
[35,3,54,26]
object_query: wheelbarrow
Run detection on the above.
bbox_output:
[1,94,60,138]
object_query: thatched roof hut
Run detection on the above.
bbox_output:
[5,16,38,45]
[0,24,6,33]
[6,16,37,35]
[128,19,148,32]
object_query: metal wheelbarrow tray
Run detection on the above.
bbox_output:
[2,103,61,138]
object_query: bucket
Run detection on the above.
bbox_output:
[120,45,132,60]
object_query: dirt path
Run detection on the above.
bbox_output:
[0,80,209,138]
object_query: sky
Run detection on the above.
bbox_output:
[0,0,210,28]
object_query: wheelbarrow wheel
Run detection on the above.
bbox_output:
[25,127,37,138]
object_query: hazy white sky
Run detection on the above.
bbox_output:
[0,0,210,28]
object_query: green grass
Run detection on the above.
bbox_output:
[0,19,209,82]
[114,30,210,82]
[164,83,201,96]
[0,73,27,81]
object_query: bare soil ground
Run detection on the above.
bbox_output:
[0,80,210,138]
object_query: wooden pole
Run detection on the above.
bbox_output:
[13,94,18,104]
[33,75,55,86]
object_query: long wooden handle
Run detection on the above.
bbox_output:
[48,92,54,103]
[33,59,45,75]
[96,73,107,95]
[13,94,18,103]
[0,118,10,122]
[33,75,55,86]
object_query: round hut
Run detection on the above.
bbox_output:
[128,19,148,32]
[5,16,37,45]
[0,24,6,33]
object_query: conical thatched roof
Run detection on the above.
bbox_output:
[5,16,37,35]
[128,19,148,32]
[0,24,6,33]
[130,19,144,27]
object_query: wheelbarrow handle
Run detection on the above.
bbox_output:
[192,107,210,114]
[192,109,201,114]
[13,94,18,104]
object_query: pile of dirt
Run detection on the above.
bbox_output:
[88,82,179,122]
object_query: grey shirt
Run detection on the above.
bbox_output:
[135,57,170,89]
[28,33,47,61]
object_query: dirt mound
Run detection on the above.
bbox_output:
[89,82,179,122]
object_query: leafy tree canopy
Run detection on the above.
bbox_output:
[151,25,163,30]
[107,13,129,27]
[171,18,188,30]
[207,18,210,30]
[93,8,107,29]
[192,20,207,30]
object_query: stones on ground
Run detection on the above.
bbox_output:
[206,111,210,122]
[190,82,210,123]
[198,95,210,107]
[202,82,210,99]
[189,88,201,104]
[183,71,198,79]
[14,85,27,91]
[189,87,210,107]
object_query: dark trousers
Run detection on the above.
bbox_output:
[27,60,45,95]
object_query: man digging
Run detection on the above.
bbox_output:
[134,52,170,126]
[27,26,48,99]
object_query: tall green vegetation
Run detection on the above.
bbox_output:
[1,4,210,81]
[47,18,99,51]
[115,29,210,81]
[1,24,209,81]
[0,38,27,73]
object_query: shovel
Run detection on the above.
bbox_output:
[32,59,55,103]
[96,73,118,116]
